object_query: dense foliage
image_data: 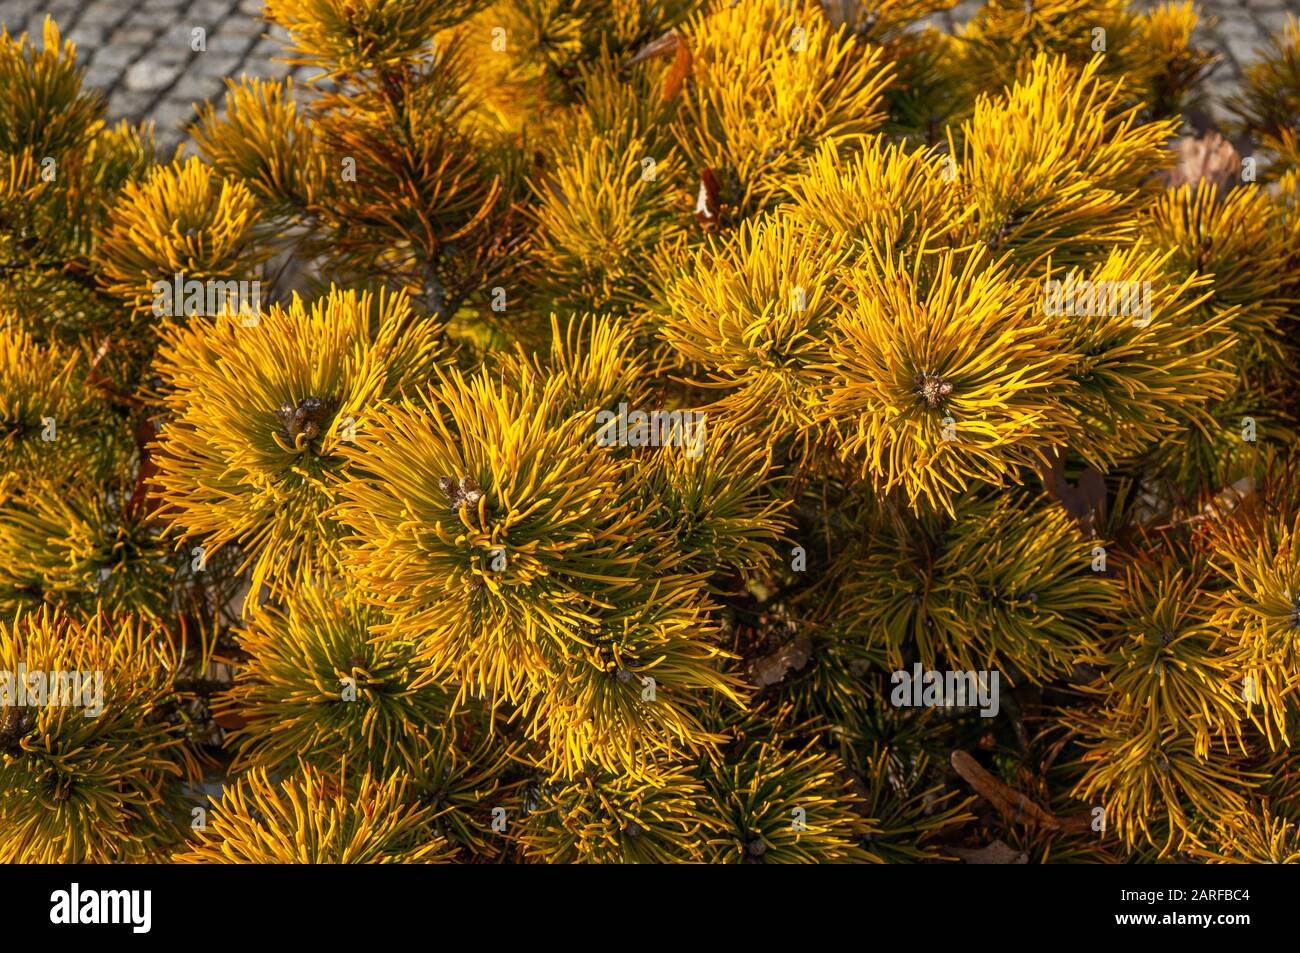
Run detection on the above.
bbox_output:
[2,0,1299,863]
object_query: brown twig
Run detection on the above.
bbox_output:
[126,417,161,523]
[951,749,1091,833]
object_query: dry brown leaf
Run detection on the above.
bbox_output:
[695,167,722,231]
[627,29,680,67]
[212,710,248,731]
[1161,130,1241,192]
[661,37,693,103]
[749,634,811,687]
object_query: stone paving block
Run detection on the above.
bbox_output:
[107,88,155,121]
[156,20,200,46]
[92,44,141,70]
[151,96,201,134]
[249,34,285,61]
[107,26,159,46]
[173,55,237,97]
[124,57,184,92]
[170,74,224,106]
[1218,12,1266,39]
[175,23,215,50]
[189,0,239,21]
[199,30,255,55]
[1222,26,1268,64]
[66,26,108,48]
[124,8,168,30]
[0,1,40,26]
[218,15,266,37]
[1254,8,1297,32]
[83,61,125,93]
[238,55,292,80]
[44,1,80,23]
[76,5,129,29]
[147,33,200,63]
[1220,9,1272,36]
[119,10,162,35]
[194,50,242,77]
[1200,3,1240,22]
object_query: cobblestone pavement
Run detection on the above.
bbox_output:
[0,0,316,154]
[935,0,1300,119]
[0,0,1297,155]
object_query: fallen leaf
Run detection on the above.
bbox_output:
[661,36,693,103]
[1160,130,1241,193]
[695,167,722,231]
[212,710,248,731]
[627,29,680,67]
[749,633,811,687]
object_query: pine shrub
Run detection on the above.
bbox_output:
[1,0,1298,864]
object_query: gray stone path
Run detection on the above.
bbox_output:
[0,0,316,154]
[0,0,1297,155]
[935,0,1300,120]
